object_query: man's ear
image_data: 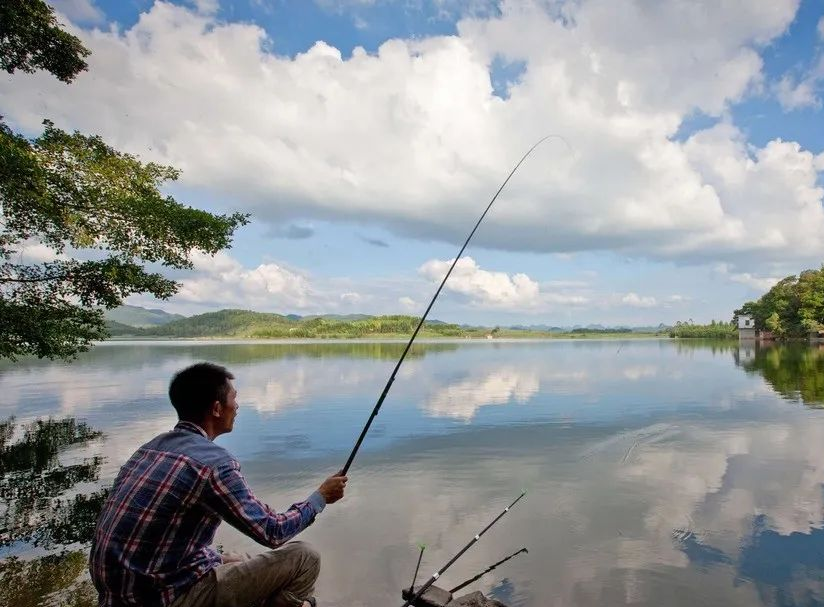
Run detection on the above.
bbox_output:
[210,400,223,418]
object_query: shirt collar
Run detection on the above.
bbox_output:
[174,420,209,439]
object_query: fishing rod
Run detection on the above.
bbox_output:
[409,543,426,594]
[400,491,527,607]
[449,547,528,595]
[341,136,563,475]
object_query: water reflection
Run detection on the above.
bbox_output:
[735,343,824,408]
[0,416,104,606]
[278,414,824,606]
[424,366,540,421]
[0,551,96,607]
[3,340,824,605]
[0,417,106,548]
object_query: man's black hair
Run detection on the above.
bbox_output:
[168,362,234,423]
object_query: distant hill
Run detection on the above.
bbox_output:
[299,314,374,322]
[141,309,292,337]
[102,305,667,340]
[105,305,185,328]
[105,319,143,335]
[508,324,566,332]
[134,309,480,339]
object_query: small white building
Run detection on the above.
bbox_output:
[738,315,756,340]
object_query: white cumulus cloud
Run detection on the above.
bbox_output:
[191,0,219,14]
[398,296,418,311]
[177,251,313,309]
[775,73,821,110]
[621,292,657,308]
[728,272,782,292]
[714,263,782,293]
[419,256,540,307]
[2,0,820,280]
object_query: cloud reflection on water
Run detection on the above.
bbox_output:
[263,412,824,606]
[3,340,824,605]
[423,366,540,421]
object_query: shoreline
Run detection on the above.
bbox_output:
[99,333,673,345]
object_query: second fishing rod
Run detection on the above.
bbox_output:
[400,491,527,607]
[340,135,561,475]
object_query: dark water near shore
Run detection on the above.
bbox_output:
[3,339,824,606]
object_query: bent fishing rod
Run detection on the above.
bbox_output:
[340,136,562,475]
[400,491,527,607]
[449,546,528,595]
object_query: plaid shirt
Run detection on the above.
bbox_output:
[89,421,325,607]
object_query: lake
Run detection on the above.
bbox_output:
[2,338,824,606]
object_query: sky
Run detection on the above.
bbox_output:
[3,0,824,326]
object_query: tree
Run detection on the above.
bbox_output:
[765,311,784,337]
[735,266,824,338]
[0,0,90,83]
[797,268,824,333]
[0,0,249,359]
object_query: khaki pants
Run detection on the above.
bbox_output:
[171,542,320,607]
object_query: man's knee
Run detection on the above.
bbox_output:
[279,541,320,576]
[298,542,321,575]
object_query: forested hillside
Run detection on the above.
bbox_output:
[109,310,480,338]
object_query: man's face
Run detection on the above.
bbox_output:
[220,382,239,434]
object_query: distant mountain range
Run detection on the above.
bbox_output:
[103,305,669,338]
[509,323,670,333]
[104,308,481,339]
[104,305,185,328]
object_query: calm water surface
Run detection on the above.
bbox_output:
[3,339,824,606]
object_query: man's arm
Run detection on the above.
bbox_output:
[205,460,346,548]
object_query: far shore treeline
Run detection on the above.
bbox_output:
[105,308,665,340]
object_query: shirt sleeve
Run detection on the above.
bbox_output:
[205,460,325,548]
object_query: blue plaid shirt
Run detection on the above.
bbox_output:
[89,421,326,607]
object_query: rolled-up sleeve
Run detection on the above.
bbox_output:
[205,460,325,548]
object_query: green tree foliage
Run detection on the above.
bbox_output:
[765,311,784,337]
[797,269,824,333]
[736,344,824,408]
[668,319,737,339]
[1,121,248,359]
[0,1,249,359]
[0,0,89,83]
[734,267,824,338]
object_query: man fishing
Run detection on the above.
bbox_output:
[89,362,347,607]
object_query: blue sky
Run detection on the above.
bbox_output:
[4,0,824,325]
